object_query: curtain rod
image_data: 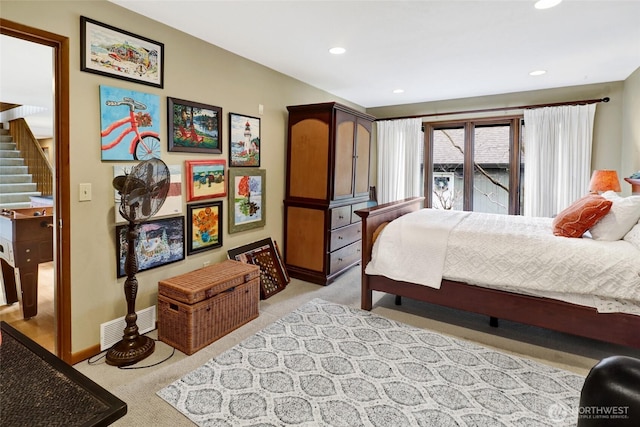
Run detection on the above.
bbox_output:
[375,96,610,121]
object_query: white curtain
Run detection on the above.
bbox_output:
[376,118,422,204]
[523,104,596,217]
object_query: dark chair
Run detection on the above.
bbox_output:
[577,355,640,426]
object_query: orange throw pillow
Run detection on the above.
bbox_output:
[552,194,613,238]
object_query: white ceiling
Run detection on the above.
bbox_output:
[2,1,639,140]
[109,0,640,108]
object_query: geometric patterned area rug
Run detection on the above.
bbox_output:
[157,299,584,426]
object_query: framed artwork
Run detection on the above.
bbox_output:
[227,238,288,299]
[228,168,265,233]
[168,97,222,154]
[116,216,184,278]
[80,16,164,88]
[186,159,226,201]
[113,164,183,224]
[100,85,161,161]
[432,171,456,210]
[187,201,223,255]
[229,113,260,167]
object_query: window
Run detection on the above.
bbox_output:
[423,117,523,215]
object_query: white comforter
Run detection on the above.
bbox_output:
[366,209,640,312]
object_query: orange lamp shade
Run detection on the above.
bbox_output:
[589,170,621,193]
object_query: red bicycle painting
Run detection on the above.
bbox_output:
[100,86,161,161]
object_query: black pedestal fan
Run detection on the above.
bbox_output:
[107,158,170,366]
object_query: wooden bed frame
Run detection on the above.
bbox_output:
[355,197,640,349]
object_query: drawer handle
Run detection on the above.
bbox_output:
[338,236,343,240]
[338,215,344,219]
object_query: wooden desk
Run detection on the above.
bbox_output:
[0,321,127,426]
[0,207,54,319]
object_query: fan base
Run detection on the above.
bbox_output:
[105,335,155,367]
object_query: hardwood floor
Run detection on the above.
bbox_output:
[0,261,55,353]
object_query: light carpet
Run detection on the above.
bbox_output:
[157,298,585,426]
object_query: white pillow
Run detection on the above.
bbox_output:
[623,220,640,250]
[589,191,640,241]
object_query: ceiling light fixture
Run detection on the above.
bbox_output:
[529,70,547,76]
[393,89,404,94]
[534,0,562,10]
[329,47,346,55]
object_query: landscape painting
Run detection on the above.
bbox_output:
[168,98,222,154]
[186,159,226,201]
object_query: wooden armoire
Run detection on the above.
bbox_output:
[284,102,375,285]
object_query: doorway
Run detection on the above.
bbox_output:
[0,18,71,363]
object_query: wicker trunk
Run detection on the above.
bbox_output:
[157,260,260,355]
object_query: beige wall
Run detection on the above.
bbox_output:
[2,0,361,353]
[3,0,638,356]
[622,66,640,188]
[367,80,637,195]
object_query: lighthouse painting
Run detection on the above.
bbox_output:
[229,112,260,167]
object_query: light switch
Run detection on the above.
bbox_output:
[79,183,92,201]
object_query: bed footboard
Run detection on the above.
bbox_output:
[355,197,424,310]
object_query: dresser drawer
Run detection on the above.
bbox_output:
[330,205,351,229]
[351,201,377,223]
[330,222,361,251]
[329,241,361,274]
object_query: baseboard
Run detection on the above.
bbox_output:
[71,344,101,365]
[70,320,159,365]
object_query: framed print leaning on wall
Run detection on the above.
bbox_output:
[80,16,164,88]
[227,237,288,299]
[228,168,265,233]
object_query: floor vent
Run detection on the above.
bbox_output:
[100,306,156,351]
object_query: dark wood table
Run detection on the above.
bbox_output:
[0,321,127,426]
[0,207,54,318]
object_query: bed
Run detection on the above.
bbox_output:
[355,197,640,349]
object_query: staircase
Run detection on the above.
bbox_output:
[0,127,41,210]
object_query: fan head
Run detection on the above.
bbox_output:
[113,158,170,222]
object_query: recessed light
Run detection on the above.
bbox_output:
[529,70,547,76]
[393,89,404,94]
[534,0,562,10]
[329,47,346,55]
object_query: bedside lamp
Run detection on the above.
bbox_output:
[589,170,621,193]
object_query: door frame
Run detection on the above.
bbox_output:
[1,18,72,363]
